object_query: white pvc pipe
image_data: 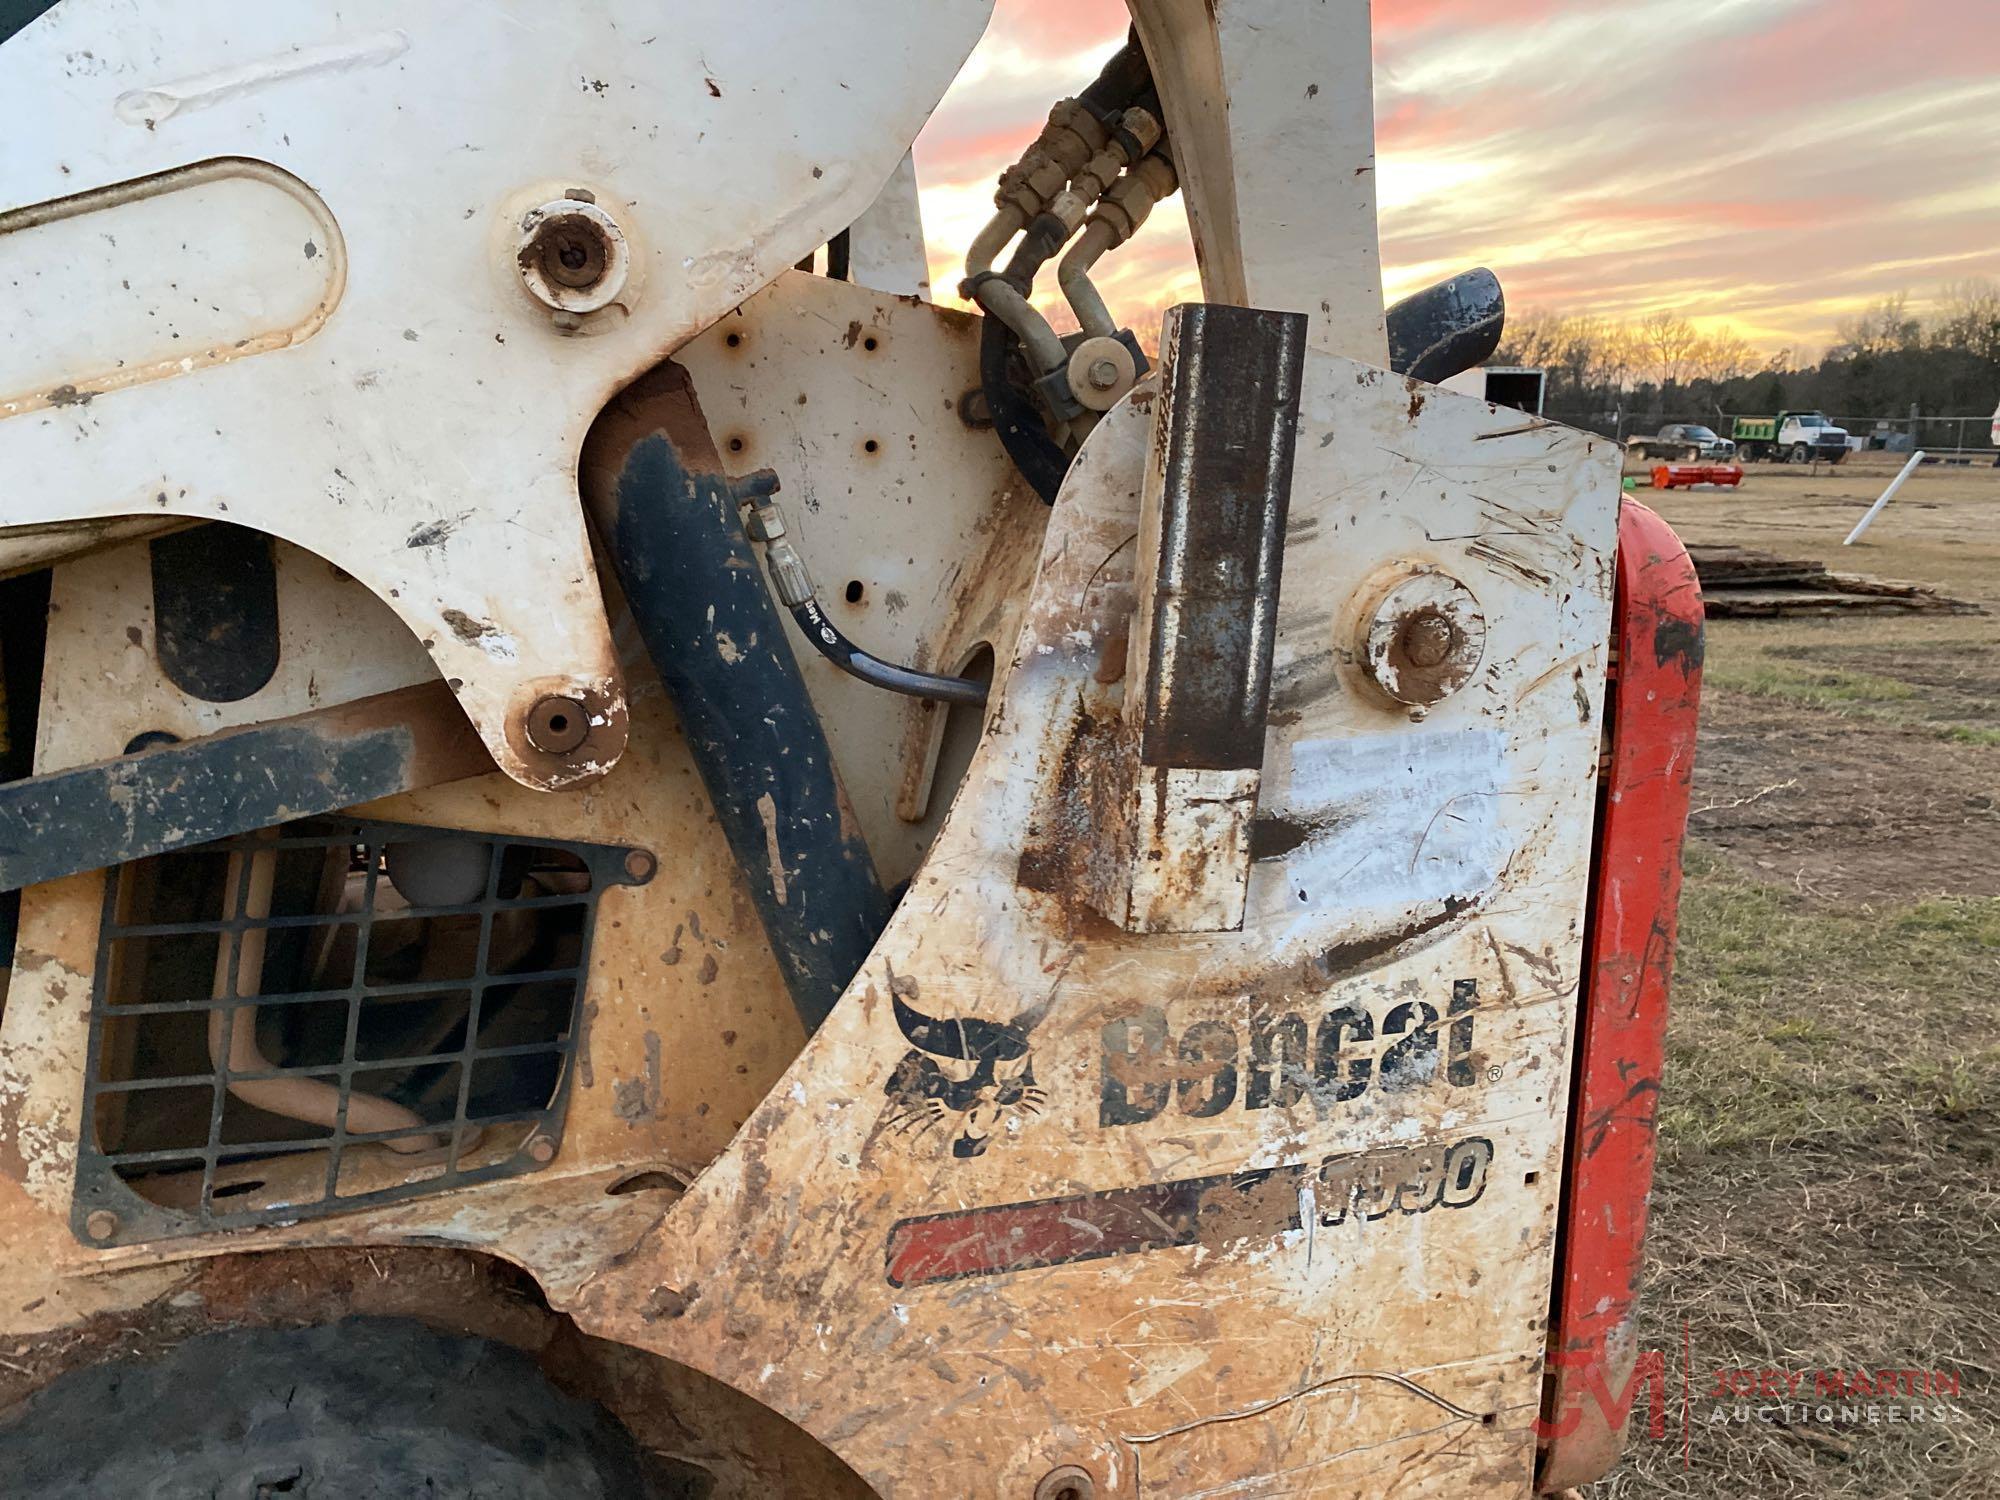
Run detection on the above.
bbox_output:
[1844,450,1925,546]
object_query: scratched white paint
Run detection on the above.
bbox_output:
[1276,727,1509,942]
[1130,0,1388,364]
[0,12,1630,1490]
[678,274,1048,886]
[579,348,1622,1497]
[0,0,993,789]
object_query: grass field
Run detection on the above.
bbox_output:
[1597,456,2000,1498]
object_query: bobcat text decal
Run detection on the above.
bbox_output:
[1099,979,1481,1126]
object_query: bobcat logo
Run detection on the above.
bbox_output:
[878,968,1051,1159]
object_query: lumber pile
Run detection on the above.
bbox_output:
[1687,545,1980,618]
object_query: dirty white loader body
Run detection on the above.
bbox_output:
[0,3,1701,1496]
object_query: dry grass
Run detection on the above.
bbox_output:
[1591,466,2000,1496]
[1600,852,2000,1499]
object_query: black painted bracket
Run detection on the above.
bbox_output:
[580,363,891,1034]
[150,522,281,703]
[1135,302,1310,773]
[0,681,491,893]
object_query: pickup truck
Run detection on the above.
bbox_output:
[1731,411,1849,463]
[1627,423,1737,462]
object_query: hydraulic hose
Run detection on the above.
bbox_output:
[745,496,990,706]
[1056,220,1119,340]
[788,598,988,707]
[972,210,1089,504]
[1079,32,1151,120]
[580,364,891,1033]
[964,35,1165,505]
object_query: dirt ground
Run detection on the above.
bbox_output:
[1597,455,2000,1499]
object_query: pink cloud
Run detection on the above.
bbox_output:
[1374,0,1560,37]
[1711,0,2000,111]
[990,0,1128,57]
[919,0,2000,354]
[1563,197,1873,234]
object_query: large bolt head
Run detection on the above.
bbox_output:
[1399,610,1458,669]
[525,695,591,754]
[1358,571,1487,707]
[516,196,629,317]
[1066,335,1138,412]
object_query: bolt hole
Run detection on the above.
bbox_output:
[844,580,865,605]
[1524,1171,1540,1186]
[863,438,879,454]
[725,331,742,348]
[1481,1413,1497,1427]
[546,713,569,734]
[863,335,879,351]
[728,436,745,453]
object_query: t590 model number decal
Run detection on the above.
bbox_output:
[884,1135,1494,1288]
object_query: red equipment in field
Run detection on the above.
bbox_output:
[1651,463,1742,490]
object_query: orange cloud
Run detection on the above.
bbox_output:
[917,0,2000,355]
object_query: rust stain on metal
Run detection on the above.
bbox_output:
[441,608,503,646]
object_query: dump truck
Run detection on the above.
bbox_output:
[1731,409,1851,463]
[0,4,1702,1497]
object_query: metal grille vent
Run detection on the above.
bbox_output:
[73,817,653,1248]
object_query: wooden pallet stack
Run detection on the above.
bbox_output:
[1688,545,1980,618]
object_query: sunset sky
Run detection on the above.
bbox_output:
[913,0,2000,358]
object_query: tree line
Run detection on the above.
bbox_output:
[1491,280,2000,432]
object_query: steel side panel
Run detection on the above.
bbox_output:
[1129,0,1389,364]
[571,365,1621,1498]
[0,286,1040,1304]
[675,274,1048,889]
[0,0,992,789]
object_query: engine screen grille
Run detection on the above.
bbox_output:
[72,817,652,1248]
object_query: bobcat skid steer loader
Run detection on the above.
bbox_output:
[0,2,1703,1495]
